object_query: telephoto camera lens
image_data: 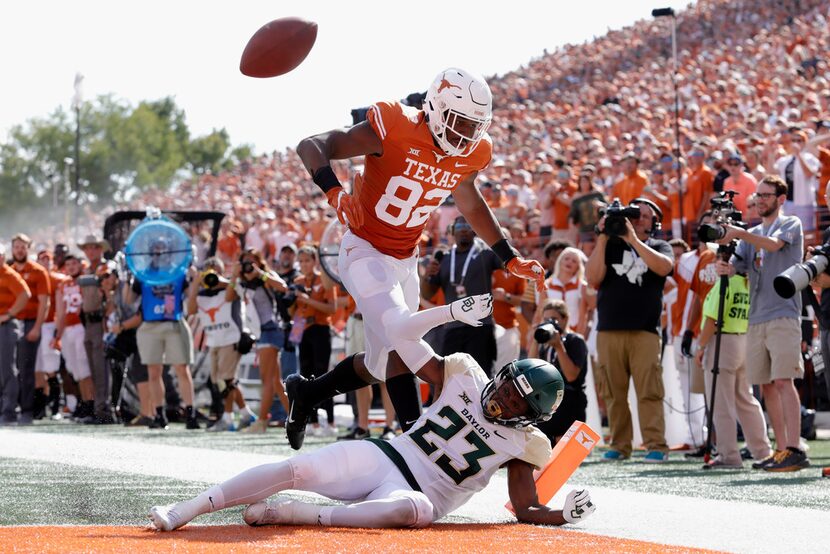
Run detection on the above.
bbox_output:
[242,261,255,274]
[774,252,829,298]
[533,319,562,344]
[203,272,219,287]
[697,223,727,242]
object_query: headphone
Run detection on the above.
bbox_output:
[629,197,663,234]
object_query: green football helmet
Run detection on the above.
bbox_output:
[481,358,565,427]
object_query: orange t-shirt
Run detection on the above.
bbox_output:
[358,100,493,259]
[611,170,648,205]
[684,166,715,221]
[45,272,69,323]
[0,265,30,314]
[552,183,578,230]
[818,147,830,207]
[491,269,526,329]
[722,172,757,214]
[57,278,83,327]
[690,247,718,335]
[217,233,241,262]
[13,260,51,321]
[294,272,336,327]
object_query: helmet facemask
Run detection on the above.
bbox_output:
[481,359,564,428]
[424,68,493,158]
[435,109,491,157]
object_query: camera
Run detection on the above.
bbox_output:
[77,274,101,288]
[281,283,307,307]
[698,191,744,242]
[201,269,227,288]
[241,261,256,274]
[774,243,830,299]
[534,318,563,344]
[599,198,640,236]
[203,272,219,288]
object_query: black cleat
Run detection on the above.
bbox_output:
[337,427,370,441]
[285,374,312,450]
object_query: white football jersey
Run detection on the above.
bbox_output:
[389,353,551,519]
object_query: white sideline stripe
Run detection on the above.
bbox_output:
[2,430,828,553]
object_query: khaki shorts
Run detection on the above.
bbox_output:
[703,333,746,373]
[210,344,241,382]
[746,318,803,385]
[137,320,194,366]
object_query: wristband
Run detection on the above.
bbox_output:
[491,238,519,264]
[313,166,342,194]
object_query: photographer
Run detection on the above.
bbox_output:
[694,264,772,469]
[226,248,289,433]
[814,198,830,425]
[586,197,673,462]
[102,261,151,426]
[529,299,588,444]
[717,175,808,471]
[274,244,300,376]
[187,257,256,432]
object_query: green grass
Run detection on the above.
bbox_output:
[574,444,830,510]
[0,457,229,526]
[2,420,828,527]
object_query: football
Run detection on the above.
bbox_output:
[239,17,318,78]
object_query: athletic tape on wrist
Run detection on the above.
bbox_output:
[491,238,519,264]
[313,166,341,194]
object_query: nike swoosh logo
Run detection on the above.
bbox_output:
[493,430,508,440]
[455,162,468,168]
[345,246,357,256]
[208,496,215,511]
[405,419,419,426]
[287,403,295,424]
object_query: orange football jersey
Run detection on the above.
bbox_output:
[58,278,83,327]
[355,100,492,259]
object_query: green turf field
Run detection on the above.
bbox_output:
[2,419,828,528]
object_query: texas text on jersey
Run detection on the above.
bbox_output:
[355,101,493,259]
[381,353,550,520]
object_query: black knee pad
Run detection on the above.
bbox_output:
[219,379,238,399]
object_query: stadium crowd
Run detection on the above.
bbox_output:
[2,0,829,471]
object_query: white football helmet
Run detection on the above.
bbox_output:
[424,68,492,158]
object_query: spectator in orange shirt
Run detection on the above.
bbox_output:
[611,153,647,205]
[684,145,715,239]
[292,246,337,435]
[9,233,51,425]
[0,242,32,425]
[536,164,557,242]
[216,220,243,268]
[722,153,757,214]
[805,132,830,211]
[552,164,577,241]
[491,264,526,373]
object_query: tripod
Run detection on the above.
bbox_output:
[703,243,736,464]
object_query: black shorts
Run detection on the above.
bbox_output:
[441,324,497,377]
